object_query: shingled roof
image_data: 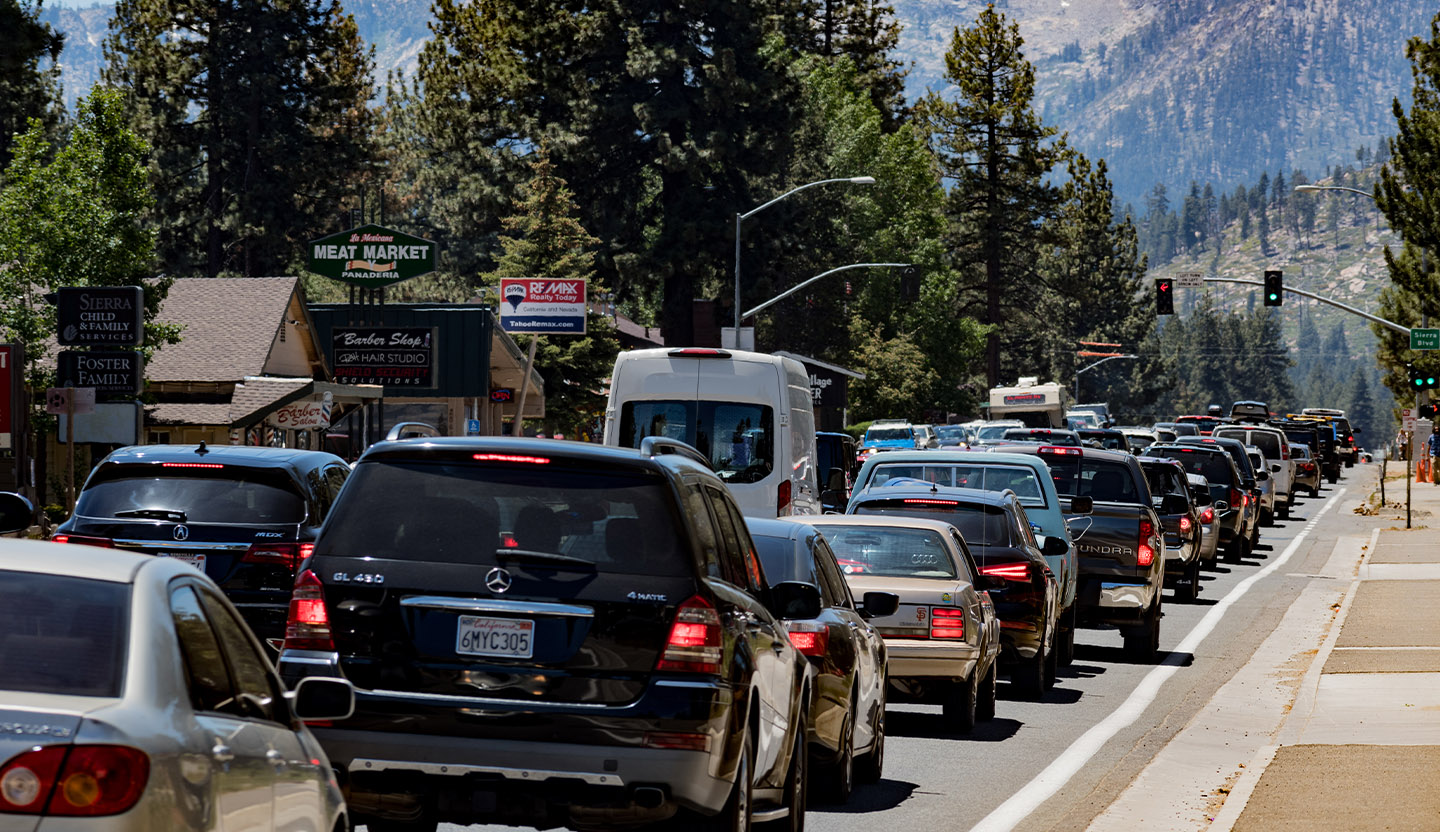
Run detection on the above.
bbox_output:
[147,278,302,383]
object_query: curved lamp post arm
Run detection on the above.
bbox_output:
[1073,354,1138,401]
[1294,184,1376,201]
[741,177,876,221]
[743,263,909,320]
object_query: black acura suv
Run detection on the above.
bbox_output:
[279,436,818,832]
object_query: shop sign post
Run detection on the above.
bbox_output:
[496,278,586,435]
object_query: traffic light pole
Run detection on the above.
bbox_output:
[1202,277,1411,336]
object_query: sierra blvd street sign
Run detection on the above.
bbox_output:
[1411,328,1440,351]
[308,224,437,288]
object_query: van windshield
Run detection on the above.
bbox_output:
[618,401,774,483]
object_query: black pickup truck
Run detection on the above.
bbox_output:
[999,446,1167,659]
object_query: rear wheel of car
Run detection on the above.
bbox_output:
[943,671,979,733]
[856,687,885,784]
[696,728,752,832]
[1012,638,1047,700]
[1310,486,1320,498]
[1278,500,1290,520]
[977,659,997,721]
[1261,507,1274,527]
[1042,628,1059,690]
[818,711,854,804]
[1224,536,1243,563]
[759,723,806,832]
[1328,472,1338,484]
[1124,599,1161,661]
[1178,559,1201,602]
[1058,604,1077,667]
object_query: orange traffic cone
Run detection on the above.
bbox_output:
[1419,455,1432,484]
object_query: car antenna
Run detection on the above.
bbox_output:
[196,441,209,456]
[930,482,938,494]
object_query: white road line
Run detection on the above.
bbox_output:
[969,487,1349,832]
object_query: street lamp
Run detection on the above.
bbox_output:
[733,176,876,337]
[1074,354,1138,402]
[1294,184,1375,200]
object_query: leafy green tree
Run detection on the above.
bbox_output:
[104,0,377,277]
[0,85,179,391]
[485,149,619,438]
[0,0,64,172]
[847,326,940,422]
[917,6,1068,386]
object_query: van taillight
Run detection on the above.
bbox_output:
[1138,519,1157,567]
[657,596,723,674]
[776,480,792,516]
[929,607,965,640]
[283,570,333,651]
[51,534,113,548]
[0,745,149,816]
[243,543,309,571]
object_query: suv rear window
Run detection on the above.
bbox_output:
[320,461,690,575]
[1215,428,1282,458]
[818,526,957,579]
[618,401,774,483]
[1147,448,1235,486]
[76,469,305,524]
[0,572,129,697]
[1042,458,1142,503]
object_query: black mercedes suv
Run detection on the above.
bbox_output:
[53,443,350,651]
[278,436,819,832]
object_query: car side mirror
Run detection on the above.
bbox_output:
[826,467,846,493]
[1214,500,1230,511]
[1162,494,1190,515]
[1069,496,1094,515]
[1270,464,1282,473]
[289,677,355,721]
[770,581,822,621]
[1256,470,1270,481]
[1353,427,1362,434]
[0,492,34,536]
[858,591,900,619]
[1041,535,1068,557]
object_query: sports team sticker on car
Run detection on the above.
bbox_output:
[942,593,954,603]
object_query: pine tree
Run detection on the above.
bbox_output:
[0,0,65,171]
[917,6,1068,386]
[104,0,377,277]
[802,0,909,125]
[486,149,620,438]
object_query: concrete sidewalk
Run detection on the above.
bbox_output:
[1221,472,1440,830]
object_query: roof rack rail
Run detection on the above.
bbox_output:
[385,422,440,441]
[639,436,711,469]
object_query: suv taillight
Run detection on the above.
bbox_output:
[0,745,149,816]
[1201,507,1215,524]
[1230,488,1243,508]
[283,570,333,651]
[1179,515,1193,534]
[1138,519,1157,567]
[929,607,965,639]
[786,622,829,656]
[656,596,723,674]
[50,534,113,548]
[242,542,313,572]
[776,480,792,516]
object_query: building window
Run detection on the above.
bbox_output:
[149,431,171,445]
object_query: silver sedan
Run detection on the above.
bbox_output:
[0,514,353,831]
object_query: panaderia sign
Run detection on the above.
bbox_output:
[307,225,437,288]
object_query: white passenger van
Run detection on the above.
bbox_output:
[604,348,821,517]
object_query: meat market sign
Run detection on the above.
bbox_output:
[307,225,437,288]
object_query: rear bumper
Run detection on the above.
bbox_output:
[1076,576,1157,624]
[882,638,978,680]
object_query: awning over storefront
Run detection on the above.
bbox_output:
[491,330,545,420]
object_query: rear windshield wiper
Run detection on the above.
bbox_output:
[113,508,188,522]
[494,549,597,572]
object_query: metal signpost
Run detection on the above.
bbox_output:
[46,387,96,512]
[498,278,588,435]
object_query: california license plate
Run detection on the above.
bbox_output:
[456,616,534,658]
[161,552,207,572]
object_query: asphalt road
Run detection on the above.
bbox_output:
[376,466,1372,832]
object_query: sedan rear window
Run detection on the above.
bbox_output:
[76,471,305,524]
[817,527,957,579]
[868,463,1046,507]
[0,572,129,697]
[864,427,914,442]
[752,535,814,586]
[851,501,1014,547]
[320,461,690,575]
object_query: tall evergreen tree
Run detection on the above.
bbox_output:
[486,149,619,438]
[801,0,909,125]
[0,0,65,171]
[917,6,1067,386]
[104,0,377,277]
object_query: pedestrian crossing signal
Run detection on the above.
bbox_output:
[1263,270,1283,306]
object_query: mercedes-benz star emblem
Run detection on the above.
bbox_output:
[485,567,513,594]
[173,525,190,541]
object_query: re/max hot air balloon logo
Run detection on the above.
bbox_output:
[498,278,587,335]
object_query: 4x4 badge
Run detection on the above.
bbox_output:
[173,525,190,541]
[485,567,513,594]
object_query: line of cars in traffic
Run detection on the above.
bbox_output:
[0,343,1362,830]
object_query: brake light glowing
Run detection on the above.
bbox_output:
[1038,446,1082,456]
[981,562,1030,582]
[0,745,149,816]
[786,623,829,656]
[657,596,722,674]
[243,543,306,571]
[1201,507,1215,524]
[160,462,224,469]
[1230,488,1243,507]
[777,480,792,516]
[283,570,333,651]
[902,498,959,506]
[929,607,966,639]
[1137,519,1157,567]
[668,348,731,358]
[1179,516,1193,534]
[472,454,551,464]
[51,534,113,548]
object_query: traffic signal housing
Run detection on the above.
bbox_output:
[1263,270,1283,306]
[1409,364,1439,391]
[1156,278,1173,315]
[1422,404,1438,419]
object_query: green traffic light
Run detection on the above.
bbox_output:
[1268,293,1278,301]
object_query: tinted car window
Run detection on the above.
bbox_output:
[171,585,236,713]
[812,537,853,608]
[864,427,914,442]
[1147,448,1236,486]
[1143,464,1185,497]
[1003,429,1080,446]
[1043,458,1141,502]
[618,401,775,483]
[869,463,1047,507]
[76,473,305,524]
[853,501,1013,548]
[196,589,282,724]
[320,461,689,575]
[821,526,958,579]
[0,571,128,697]
[1216,428,1282,458]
